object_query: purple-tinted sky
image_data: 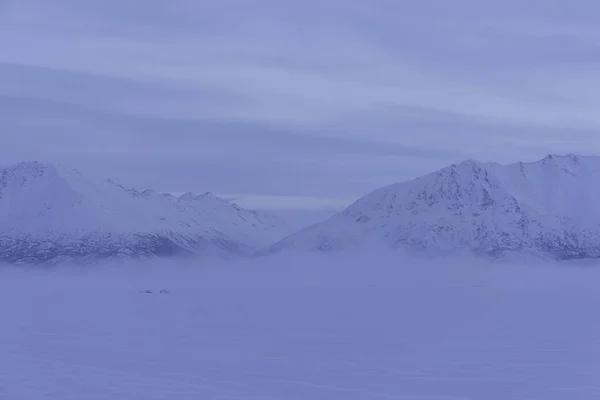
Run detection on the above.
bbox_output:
[2,0,600,211]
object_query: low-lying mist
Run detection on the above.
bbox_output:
[2,249,598,293]
[2,251,599,399]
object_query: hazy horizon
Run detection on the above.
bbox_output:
[4,0,600,219]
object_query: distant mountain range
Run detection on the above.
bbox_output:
[0,162,286,264]
[269,154,600,260]
[4,154,600,264]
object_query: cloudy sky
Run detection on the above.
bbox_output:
[2,0,600,216]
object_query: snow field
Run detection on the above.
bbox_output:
[1,254,599,399]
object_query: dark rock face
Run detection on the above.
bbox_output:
[0,233,251,264]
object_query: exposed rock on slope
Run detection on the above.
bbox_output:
[0,162,285,264]
[269,154,600,260]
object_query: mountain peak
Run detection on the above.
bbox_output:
[269,154,600,260]
[0,161,76,199]
[0,163,287,264]
[3,161,57,177]
[179,192,197,201]
[456,158,484,168]
[179,191,229,204]
[536,153,581,164]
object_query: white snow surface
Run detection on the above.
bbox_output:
[271,154,600,259]
[0,162,286,262]
[1,253,599,399]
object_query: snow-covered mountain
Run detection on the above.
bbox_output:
[0,162,286,264]
[268,154,600,260]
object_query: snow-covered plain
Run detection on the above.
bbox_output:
[1,253,599,400]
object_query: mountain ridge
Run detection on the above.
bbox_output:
[268,154,600,260]
[0,161,286,264]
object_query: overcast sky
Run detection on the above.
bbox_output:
[2,0,600,213]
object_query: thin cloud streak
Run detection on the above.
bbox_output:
[2,0,600,213]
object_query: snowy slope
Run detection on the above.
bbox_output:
[269,154,600,260]
[0,162,286,263]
